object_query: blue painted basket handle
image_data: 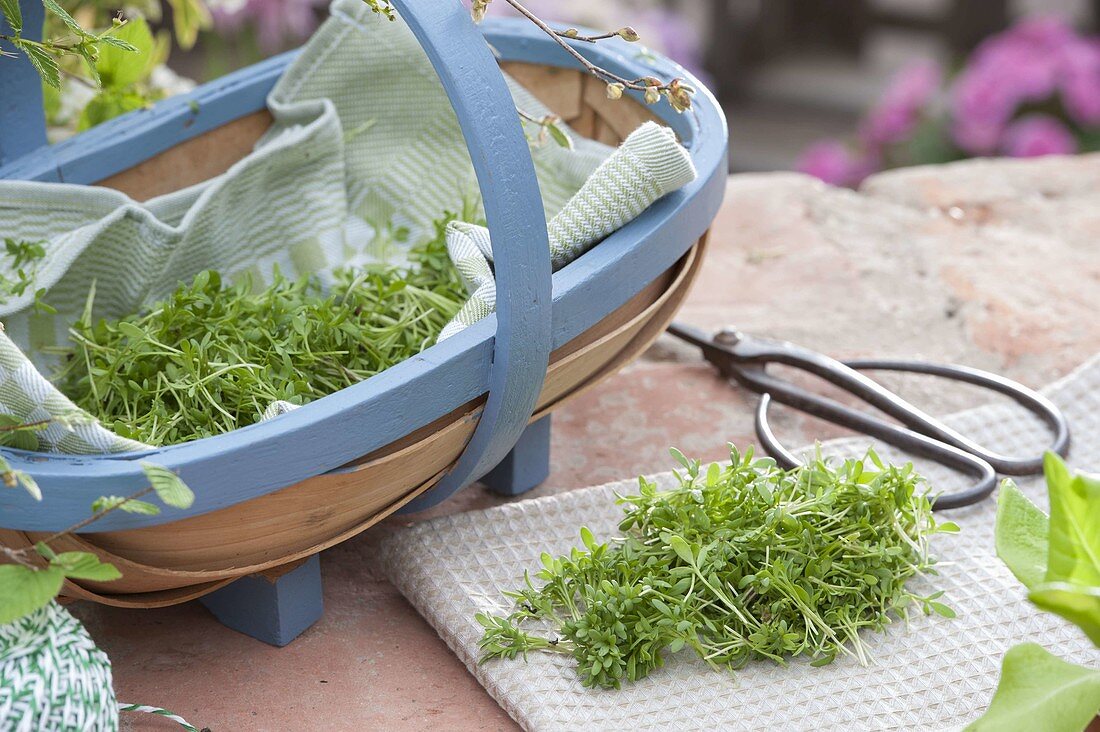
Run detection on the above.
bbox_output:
[392,0,553,510]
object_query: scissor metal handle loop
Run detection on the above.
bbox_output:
[729,344,1070,478]
[748,357,1071,510]
[841,359,1071,474]
[755,394,997,510]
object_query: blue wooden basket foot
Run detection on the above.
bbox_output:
[482,415,552,496]
[199,554,323,647]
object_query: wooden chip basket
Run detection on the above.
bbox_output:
[0,0,727,645]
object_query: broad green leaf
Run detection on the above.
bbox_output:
[76,88,150,131]
[165,0,211,50]
[1044,452,1100,588]
[140,462,194,509]
[1030,582,1100,647]
[91,495,160,515]
[967,643,1100,732]
[17,41,60,89]
[995,480,1049,590]
[50,552,121,582]
[5,428,38,451]
[0,0,21,33]
[96,16,154,88]
[0,564,64,624]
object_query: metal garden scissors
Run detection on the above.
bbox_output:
[667,323,1071,510]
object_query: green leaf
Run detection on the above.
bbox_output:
[118,321,147,340]
[165,0,211,50]
[34,541,57,561]
[96,16,153,88]
[49,551,121,582]
[140,462,194,509]
[18,41,61,89]
[1044,452,1100,587]
[40,0,85,36]
[6,428,38,451]
[97,35,138,52]
[91,495,160,515]
[15,471,41,500]
[0,0,21,33]
[995,480,1049,590]
[928,601,956,619]
[580,526,596,552]
[1030,582,1100,648]
[546,123,574,150]
[0,564,64,624]
[76,88,150,131]
[669,448,690,470]
[966,643,1100,732]
[669,535,694,565]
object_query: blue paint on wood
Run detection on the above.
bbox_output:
[199,555,323,647]
[390,0,553,514]
[0,50,295,182]
[0,0,47,168]
[0,9,728,532]
[478,414,552,499]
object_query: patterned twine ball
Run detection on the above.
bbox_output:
[0,601,119,732]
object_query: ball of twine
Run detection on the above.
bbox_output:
[0,600,119,731]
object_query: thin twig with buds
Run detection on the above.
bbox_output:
[497,0,694,111]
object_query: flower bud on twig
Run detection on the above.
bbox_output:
[617,26,640,42]
[471,0,492,23]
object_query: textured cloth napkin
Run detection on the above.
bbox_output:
[380,354,1100,731]
[438,122,696,341]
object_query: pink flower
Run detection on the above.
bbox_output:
[213,0,326,52]
[999,16,1077,49]
[950,66,1019,154]
[1001,114,1078,157]
[796,140,877,187]
[948,15,1097,154]
[970,17,1071,100]
[860,60,941,147]
[1059,37,1100,125]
